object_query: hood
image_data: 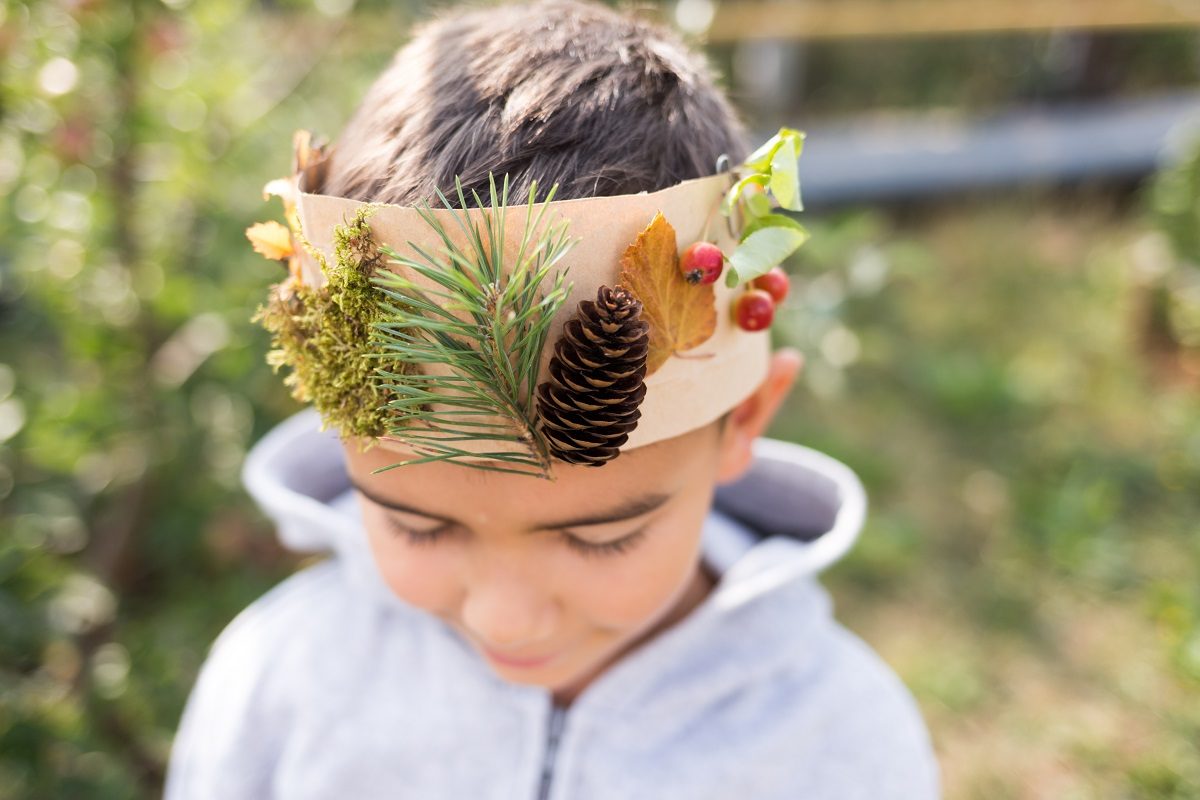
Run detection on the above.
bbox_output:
[240,407,865,621]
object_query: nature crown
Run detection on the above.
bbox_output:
[246,128,809,479]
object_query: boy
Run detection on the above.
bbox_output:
[165,1,940,797]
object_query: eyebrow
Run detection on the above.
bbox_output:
[346,477,671,531]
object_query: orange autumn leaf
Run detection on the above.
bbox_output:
[619,211,716,376]
[245,220,295,262]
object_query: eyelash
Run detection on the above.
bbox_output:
[384,518,646,559]
[564,528,647,559]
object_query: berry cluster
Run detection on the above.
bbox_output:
[678,241,791,332]
[732,267,789,331]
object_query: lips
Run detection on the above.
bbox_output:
[482,646,558,669]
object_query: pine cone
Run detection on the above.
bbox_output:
[536,285,650,466]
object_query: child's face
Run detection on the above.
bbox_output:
[344,421,724,701]
[342,350,801,702]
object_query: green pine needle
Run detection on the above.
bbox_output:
[370,172,577,478]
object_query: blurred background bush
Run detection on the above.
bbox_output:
[1,0,1198,797]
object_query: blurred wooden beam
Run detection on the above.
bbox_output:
[699,0,1200,42]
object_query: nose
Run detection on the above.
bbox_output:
[460,560,559,651]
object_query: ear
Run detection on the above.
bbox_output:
[715,347,803,484]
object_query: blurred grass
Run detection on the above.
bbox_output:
[1,1,1199,798]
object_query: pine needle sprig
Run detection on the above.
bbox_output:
[370,172,577,477]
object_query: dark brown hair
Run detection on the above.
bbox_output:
[321,0,749,208]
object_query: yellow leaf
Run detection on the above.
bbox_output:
[262,176,302,237]
[262,177,295,204]
[245,220,294,262]
[619,212,716,376]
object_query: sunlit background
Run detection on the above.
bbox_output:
[2,0,1199,797]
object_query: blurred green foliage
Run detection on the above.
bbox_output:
[790,30,1200,113]
[1150,131,1200,357]
[775,188,1200,794]
[0,1,397,795]
[0,1,1198,798]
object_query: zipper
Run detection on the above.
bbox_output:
[536,703,567,800]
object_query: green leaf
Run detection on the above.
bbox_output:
[744,131,784,172]
[725,225,810,287]
[721,173,769,217]
[743,126,803,172]
[721,128,807,224]
[742,212,808,240]
[746,191,772,219]
[769,136,801,212]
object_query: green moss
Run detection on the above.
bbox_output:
[252,205,412,444]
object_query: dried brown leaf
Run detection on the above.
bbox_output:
[618,212,716,375]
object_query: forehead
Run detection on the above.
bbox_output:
[342,422,719,519]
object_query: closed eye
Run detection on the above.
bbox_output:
[560,525,647,558]
[383,516,454,546]
[384,515,646,558]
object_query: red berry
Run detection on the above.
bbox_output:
[733,289,775,331]
[679,241,724,285]
[751,267,790,304]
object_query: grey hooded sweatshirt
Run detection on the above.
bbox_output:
[164,408,941,799]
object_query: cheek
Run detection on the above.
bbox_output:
[362,513,461,614]
[564,502,710,631]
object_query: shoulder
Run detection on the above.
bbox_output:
[202,559,371,691]
[211,558,351,654]
[776,616,942,799]
[183,558,386,706]
[163,560,380,799]
[657,576,940,798]
[716,577,940,798]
